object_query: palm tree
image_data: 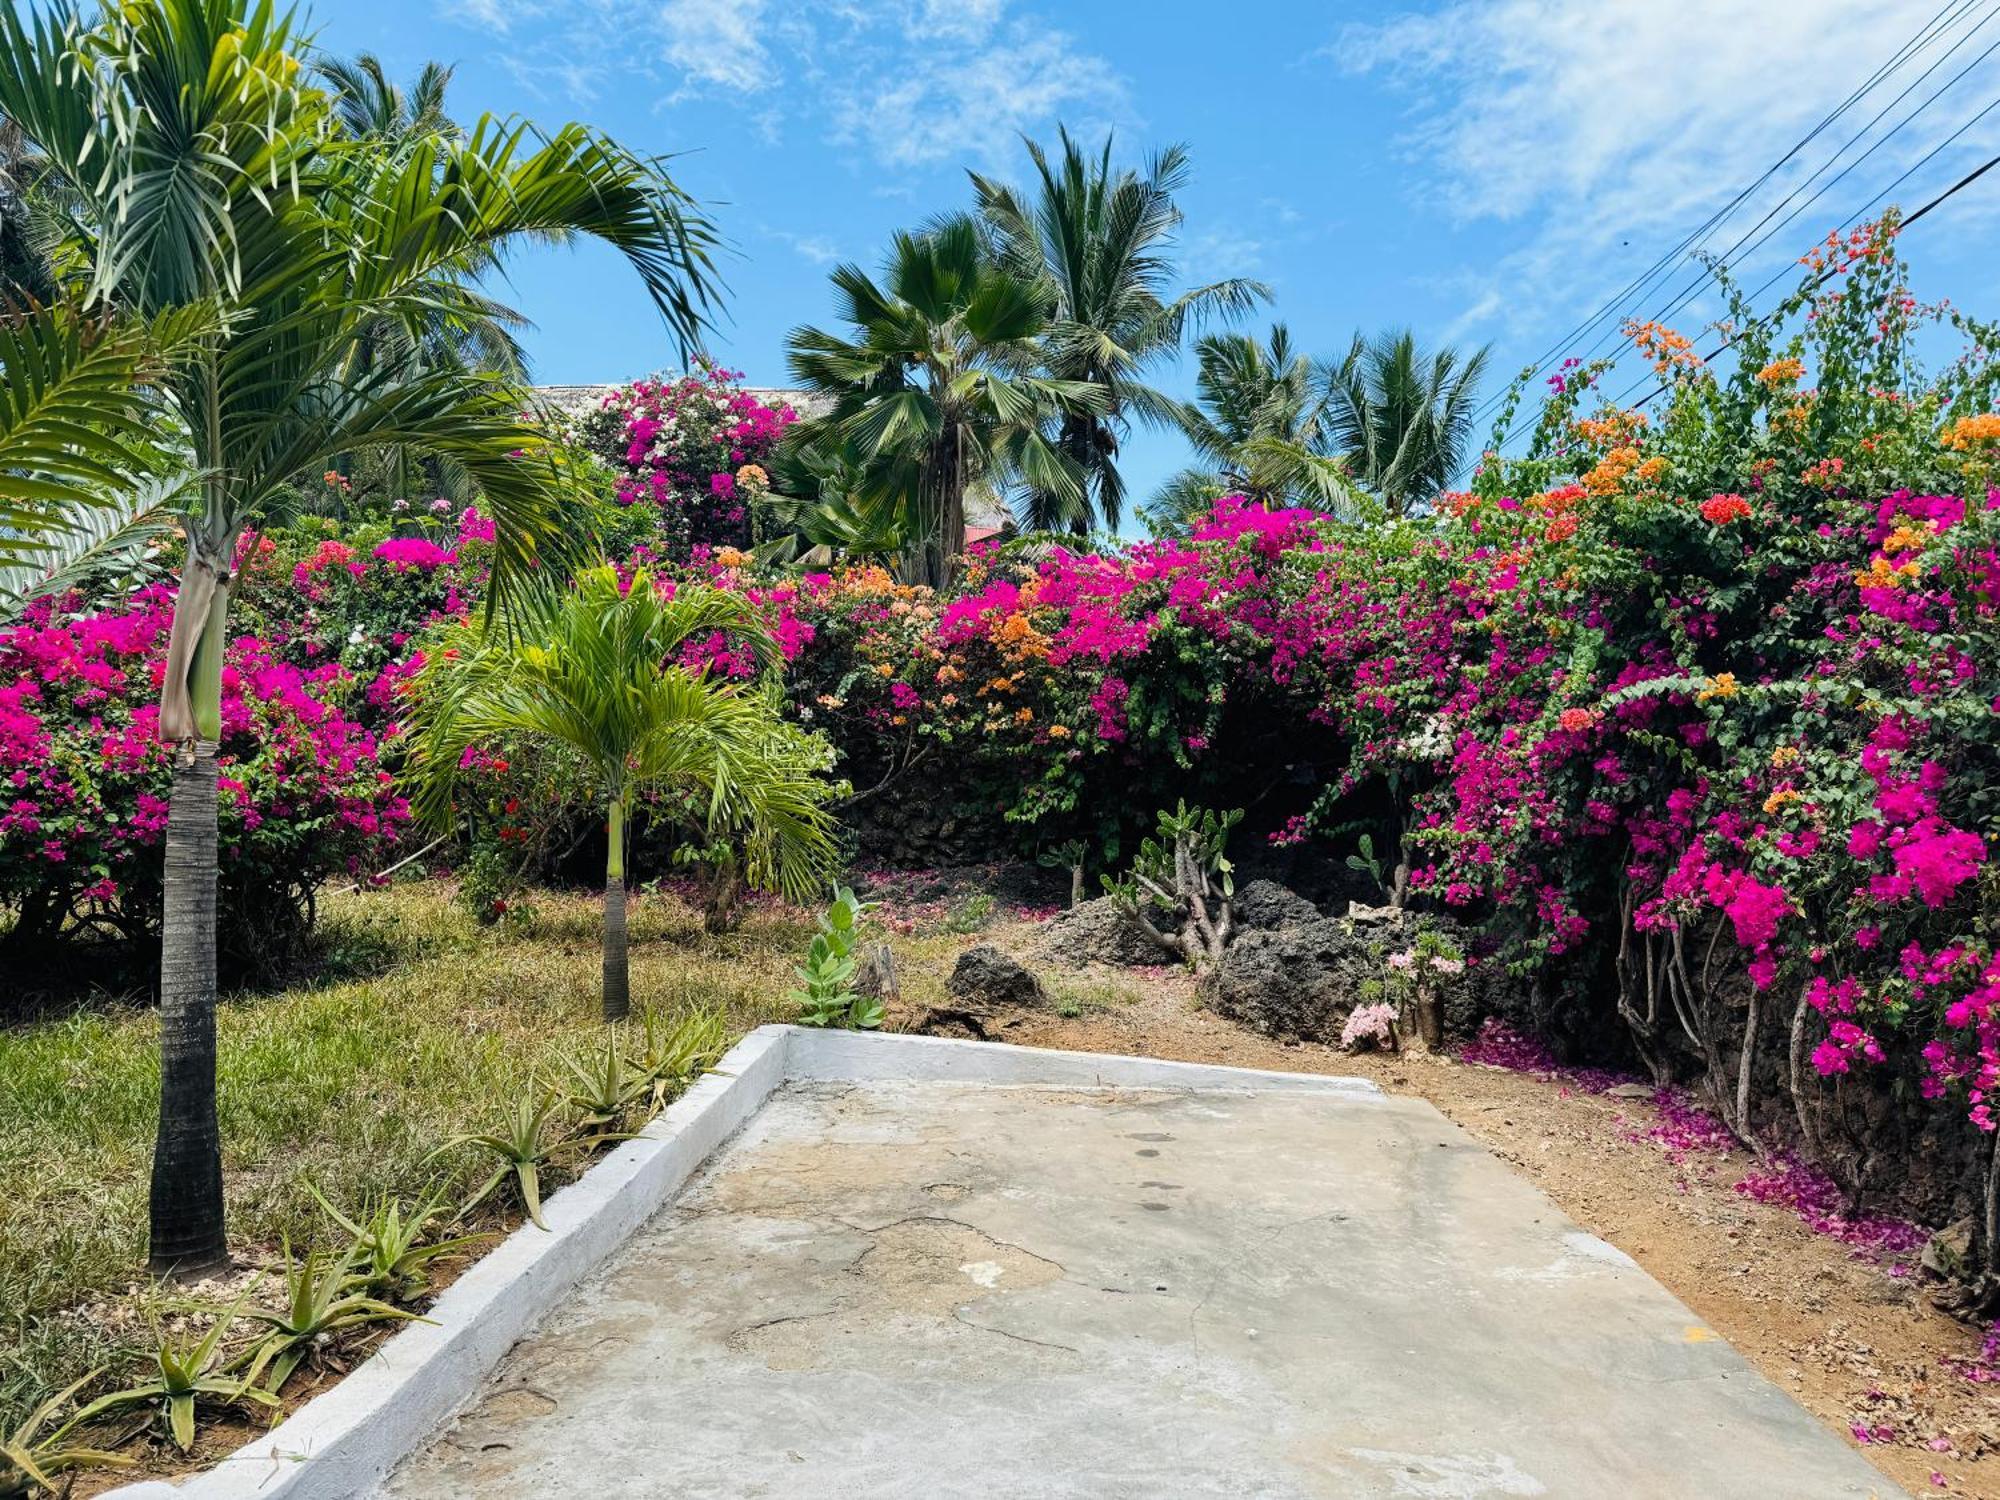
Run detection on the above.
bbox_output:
[784,213,1103,588]
[1322,329,1490,516]
[0,0,721,1276]
[971,129,1266,533]
[315,53,458,143]
[1146,324,1359,531]
[405,567,840,1020]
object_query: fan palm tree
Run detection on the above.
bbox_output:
[785,213,1103,588]
[1322,329,1490,516]
[970,129,1266,534]
[405,567,840,1021]
[0,0,721,1276]
[1146,324,1360,532]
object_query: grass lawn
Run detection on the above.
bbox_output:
[0,879,920,1441]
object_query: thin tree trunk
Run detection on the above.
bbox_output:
[1984,1125,2000,1277]
[150,549,233,1278]
[1732,984,1761,1149]
[602,795,629,1022]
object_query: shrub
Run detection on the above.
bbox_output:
[0,586,410,976]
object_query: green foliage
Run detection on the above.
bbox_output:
[1345,833,1385,894]
[0,1371,130,1498]
[628,1008,728,1114]
[789,888,882,1030]
[555,1030,647,1136]
[307,1185,486,1305]
[238,1241,423,1394]
[1104,802,1241,915]
[432,1092,569,1230]
[69,1288,278,1453]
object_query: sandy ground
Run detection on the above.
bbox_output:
[950,961,2000,1500]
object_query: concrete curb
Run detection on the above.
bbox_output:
[786,1025,1385,1096]
[105,1028,1376,1499]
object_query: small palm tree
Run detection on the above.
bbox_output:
[405,567,840,1021]
[0,0,721,1275]
[972,129,1266,533]
[1322,329,1490,516]
[785,213,1104,587]
[1147,325,1358,531]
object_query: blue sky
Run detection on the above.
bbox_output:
[321,0,2000,521]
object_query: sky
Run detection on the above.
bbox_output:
[318,0,2000,524]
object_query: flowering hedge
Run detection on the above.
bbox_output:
[5,222,1996,1246]
[0,584,411,970]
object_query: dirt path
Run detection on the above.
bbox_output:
[943,965,2000,1500]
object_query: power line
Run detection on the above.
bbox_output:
[1637,1,2000,338]
[1469,0,1985,426]
[1600,138,2000,416]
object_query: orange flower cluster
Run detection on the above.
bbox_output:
[1624,319,1701,376]
[991,610,1049,662]
[1557,707,1596,733]
[1943,412,2000,450]
[1853,556,1922,589]
[1583,446,1641,497]
[1571,409,1647,448]
[1755,357,1804,387]
[1697,672,1739,702]
[1700,493,1752,524]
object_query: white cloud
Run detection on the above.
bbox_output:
[1341,0,2000,342]
[445,0,1128,172]
[829,20,1129,169]
[658,0,776,95]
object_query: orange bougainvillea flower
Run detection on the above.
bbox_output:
[1624,319,1701,376]
[1700,492,1752,524]
[1762,788,1800,815]
[1697,672,1739,702]
[1755,357,1804,387]
[1583,446,1641,497]
[1943,412,2000,450]
[1557,707,1596,733]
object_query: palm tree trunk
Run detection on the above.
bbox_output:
[149,557,232,1277]
[602,794,630,1022]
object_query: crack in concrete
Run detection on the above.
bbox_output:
[948,1307,1081,1356]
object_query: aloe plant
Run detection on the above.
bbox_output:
[433,1092,568,1229]
[0,1370,132,1497]
[236,1240,423,1393]
[628,1009,727,1114]
[555,1031,647,1136]
[307,1184,487,1304]
[70,1288,278,1453]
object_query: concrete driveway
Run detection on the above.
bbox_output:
[385,1076,1901,1499]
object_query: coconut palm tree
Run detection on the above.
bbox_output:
[970,129,1266,534]
[784,213,1103,587]
[405,567,840,1020]
[0,0,721,1276]
[315,53,458,143]
[1322,329,1490,516]
[1146,324,1360,531]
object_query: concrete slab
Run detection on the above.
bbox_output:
[385,1078,1901,1500]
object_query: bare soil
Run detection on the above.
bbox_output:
[917,945,2000,1500]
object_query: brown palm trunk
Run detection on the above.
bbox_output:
[150,545,233,1278]
[602,795,629,1021]
[149,741,228,1276]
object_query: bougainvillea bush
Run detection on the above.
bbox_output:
[559,362,798,558]
[0,584,411,975]
[3,219,1997,1269]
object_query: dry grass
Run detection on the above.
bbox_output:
[0,879,829,1433]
